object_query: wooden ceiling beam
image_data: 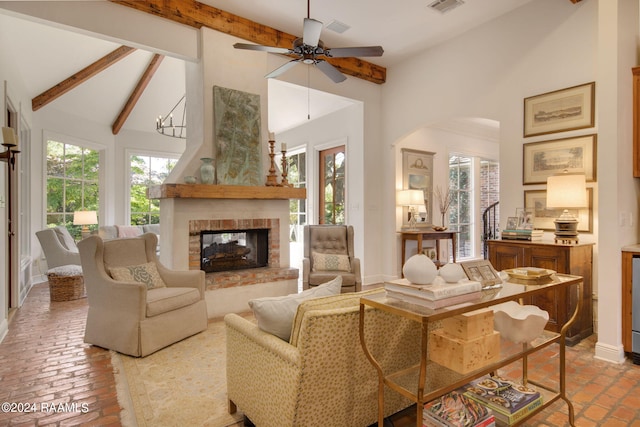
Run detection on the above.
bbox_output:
[112,54,164,135]
[32,45,136,111]
[109,0,387,84]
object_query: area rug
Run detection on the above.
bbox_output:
[111,315,248,427]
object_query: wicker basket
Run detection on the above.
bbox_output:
[47,265,85,302]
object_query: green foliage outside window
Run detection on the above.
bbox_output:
[323,151,345,225]
[287,151,306,242]
[130,155,177,225]
[46,140,100,241]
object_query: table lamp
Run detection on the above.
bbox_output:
[397,189,424,230]
[546,171,587,244]
[73,210,98,239]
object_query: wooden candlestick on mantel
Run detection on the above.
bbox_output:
[280,149,291,187]
[266,139,279,186]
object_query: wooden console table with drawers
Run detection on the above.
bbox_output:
[487,239,593,346]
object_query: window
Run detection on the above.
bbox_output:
[130,154,177,225]
[480,160,500,258]
[46,139,99,241]
[448,155,472,259]
[319,146,345,224]
[448,155,499,260]
[287,150,306,242]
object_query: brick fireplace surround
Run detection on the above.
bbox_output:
[151,183,306,317]
[188,217,298,290]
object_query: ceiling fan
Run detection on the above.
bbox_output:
[233,0,383,83]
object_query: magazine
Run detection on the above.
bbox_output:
[423,390,494,427]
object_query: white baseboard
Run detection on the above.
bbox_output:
[0,318,8,344]
[594,341,626,364]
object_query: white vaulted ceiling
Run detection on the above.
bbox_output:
[0,0,536,135]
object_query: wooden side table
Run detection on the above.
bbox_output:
[399,230,458,270]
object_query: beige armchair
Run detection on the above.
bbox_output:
[225,289,422,427]
[302,225,362,293]
[36,226,81,269]
[78,233,208,357]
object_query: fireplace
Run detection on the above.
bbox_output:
[200,228,269,272]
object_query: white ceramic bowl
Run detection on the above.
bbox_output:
[492,301,549,343]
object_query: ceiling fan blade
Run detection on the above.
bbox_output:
[265,59,301,79]
[234,43,291,55]
[315,60,346,83]
[303,18,323,47]
[325,46,384,58]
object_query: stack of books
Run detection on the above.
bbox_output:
[384,278,482,309]
[500,229,543,241]
[461,375,543,425]
[423,390,496,427]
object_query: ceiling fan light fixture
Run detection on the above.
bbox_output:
[233,0,382,84]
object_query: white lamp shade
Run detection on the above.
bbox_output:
[1,127,17,148]
[546,173,587,209]
[397,189,424,206]
[73,210,98,226]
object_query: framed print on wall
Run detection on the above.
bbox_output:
[401,148,435,227]
[522,134,597,185]
[524,188,593,233]
[523,82,595,137]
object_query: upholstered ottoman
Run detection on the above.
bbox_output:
[46,265,85,301]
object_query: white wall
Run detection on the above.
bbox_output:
[382,0,639,363]
[392,125,499,273]
[278,102,369,279]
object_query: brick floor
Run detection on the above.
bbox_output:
[0,283,119,427]
[2,283,640,427]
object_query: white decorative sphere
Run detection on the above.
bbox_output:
[402,254,438,285]
[439,263,466,283]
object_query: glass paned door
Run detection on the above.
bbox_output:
[319,146,345,224]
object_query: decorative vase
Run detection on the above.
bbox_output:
[200,158,215,184]
[402,254,438,285]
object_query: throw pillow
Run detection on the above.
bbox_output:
[311,252,351,272]
[116,225,143,238]
[53,226,78,252]
[109,262,167,290]
[248,276,342,340]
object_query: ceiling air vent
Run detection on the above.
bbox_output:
[326,19,350,34]
[428,0,465,14]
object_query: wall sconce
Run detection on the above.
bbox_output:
[546,171,587,244]
[397,189,424,230]
[73,210,98,239]
[0,127,20,170]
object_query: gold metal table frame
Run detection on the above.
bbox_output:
[359,274,582,427]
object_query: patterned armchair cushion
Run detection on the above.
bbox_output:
[109,261,167,289]
[311,252,351,272]
[53,226,78,252]
[248,276,342,340]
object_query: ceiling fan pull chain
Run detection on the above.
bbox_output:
[308,67,311,120]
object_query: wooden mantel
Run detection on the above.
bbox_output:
[148,184,306,200]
